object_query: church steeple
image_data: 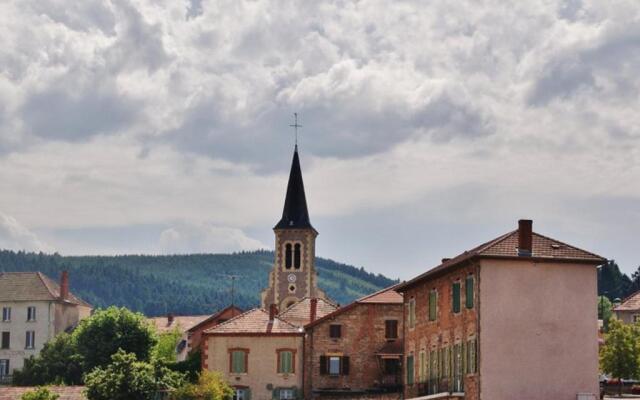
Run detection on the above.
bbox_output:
[274,146,314,230]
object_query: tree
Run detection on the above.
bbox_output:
[600,318,640,395]
[21,388,59,400]
[74,307,157,371]
[84,350,185,400]
[153,328,182,363]
[598,260,632,300]
[170,370,234,400]
[598,296,614,331]
[13,333,83,386]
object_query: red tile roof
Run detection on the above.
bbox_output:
[0,386,86,400]
[148,315,209,334]
[278,297,338,327]
[186,305,244,333]
[397,229,605,292]
[0,272,91,307]
[204,308,303,335]
[614,290,640,312]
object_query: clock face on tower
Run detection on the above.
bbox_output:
[287,274,297,283]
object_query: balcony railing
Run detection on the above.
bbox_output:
[416,375,464,396]
[0,375,13,385]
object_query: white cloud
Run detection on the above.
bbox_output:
[0,213,53,252]
[159,223,266,254]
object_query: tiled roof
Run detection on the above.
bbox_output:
[205,308,302,335]
[397,229,605,291]
[187,305,244,333]
[614,291,640,312]
[148,315,210,334]
[305,285,403,329]
[0,272,91,307]
[278,297,339,327]
[0,386,86,400]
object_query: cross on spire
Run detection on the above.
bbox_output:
[289,112,302,147]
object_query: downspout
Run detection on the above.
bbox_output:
[476,262,481,400]
[402,293,406,400]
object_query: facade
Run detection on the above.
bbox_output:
[203,307,304,400]
[0,272,92,382]
[397,220,605,400]
[303,287,404,399]
[613,291,640,324]
[261,146,327,310]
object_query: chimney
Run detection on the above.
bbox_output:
[167,313,175,325]
[269,304,278,321]
[60,271,69,301]
[518,219,533,256]
[310,298,318,323]
[442,258,451,264]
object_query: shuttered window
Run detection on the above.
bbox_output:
[429,290,437,321]
[385,320,398,339]
[467,338,477,374]
[419,351,426,382]
[452,282,461,313]
[406,355,414,385]
[320,356,348,375]
[278,350,294,374]
[466,275,474,309]
[1,332,9,349]
[230,350,248,373]
[408,298,416,328]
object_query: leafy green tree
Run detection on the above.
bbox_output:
[170,370,233,400]
[13,333,83,386]
[598,296,614,331]
[169,350,203,383]
[74,307,157,371]
[21,387,59,400]
[84,350,185,400]
[600,318,640,395]
[153,328,182,363]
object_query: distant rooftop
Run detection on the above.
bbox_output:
[205,308,302,335]
[0,272,91,307]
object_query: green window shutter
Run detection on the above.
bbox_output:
[272,388,280,400]
[246,388,252,400]
[466,275,474,309]
[406,355,414,385]
[452,282,461,313]
[429,290,437,321]
[232,351,246,373]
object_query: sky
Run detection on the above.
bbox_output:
[0,0,638,280]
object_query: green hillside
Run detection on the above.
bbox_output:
[0,250,397,316]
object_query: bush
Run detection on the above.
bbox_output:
[170,370,233,400]
[21,387,60,400]
[13,333,83,386]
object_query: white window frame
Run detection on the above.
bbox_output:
[233,388,247,400]
[27,307,36,322]
[1,307,10,322]
[25,331,35,349]
[280,388,295,399]
[328,356,341,376]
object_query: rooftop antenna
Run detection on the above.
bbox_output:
[289,112,302,148]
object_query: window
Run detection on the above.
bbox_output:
[1,332,9,349]
[452,282,461,313]
[419,351,426,382]
[277,350,295,374]
[466,275,474,309]
[428,290,437,321]
[406,355,414,385]
[385,320,398,339]
[453,343,463,392]
[329,324,342,339]
[279,388,295,399]
[383,359,400,375]
[232,388,249,400]
[25,331,35,349]
[320,355,349,376]
[2,307,10,322]
[229,349,248,374]
[0,360,9,377]
[293,243,301,269]
[285,244,292,269]
[27,307,36,322]
[466,338,477,374]
[429,349,438,384]
[408,298,416,328]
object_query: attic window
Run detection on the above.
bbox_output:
[551,244,561,249]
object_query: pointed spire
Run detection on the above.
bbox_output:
[275,146,314,230]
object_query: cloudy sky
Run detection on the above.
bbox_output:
[0,0,638,279]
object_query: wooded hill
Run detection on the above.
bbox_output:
[0,249,397,316]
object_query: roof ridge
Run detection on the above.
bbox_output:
[205,308,259,332]
[476,230,518,254]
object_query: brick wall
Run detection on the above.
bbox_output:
[304,303,404,398]
[402,263,479,400]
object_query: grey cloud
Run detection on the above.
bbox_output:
[25,0,116,35]
[186,0,205,20]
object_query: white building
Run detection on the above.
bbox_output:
[0,271,92,382]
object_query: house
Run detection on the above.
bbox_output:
[0,271,92,382]
[303,286,404,399]
[396,219,606,400]
[203,306,304,400]
[613,291,640,324]
[148,313,210,361]
[279,298,338,327]
[185,305,243,356]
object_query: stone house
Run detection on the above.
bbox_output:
[396,219,606,400]
[613,291,640,324]
[303,286,404,399]
[0,271,92,382]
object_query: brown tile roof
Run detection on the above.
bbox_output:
[204,308,303,335]
[305,285,403,329]
[0,272,91,307]
[397,229,605,292]
[614,291,640,312]
[148,315,210,334]
[0,386,86,400]
[186,305,244,333]
[278,297,339,327]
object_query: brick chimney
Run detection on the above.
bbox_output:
[518,219,533,256]
[167,313,175,325]
[310,298,318,323]
[60,271,69,301]
[269,304,278,321]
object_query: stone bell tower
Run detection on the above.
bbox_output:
[261,145,327,310]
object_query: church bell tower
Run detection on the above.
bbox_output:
[261,145,327,310]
